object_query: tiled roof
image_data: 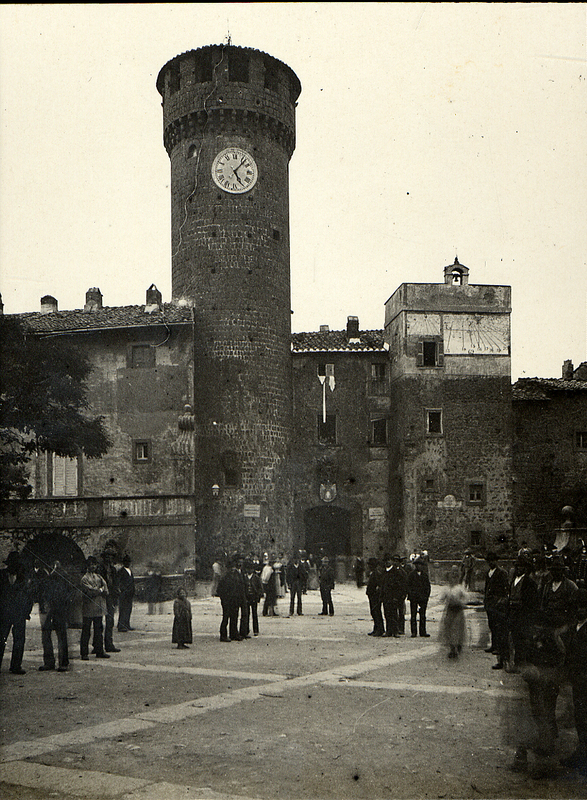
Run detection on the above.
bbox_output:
[292,329,386,353]
[15,304,194,334]
[513,377,587,401]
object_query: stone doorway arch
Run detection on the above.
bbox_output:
[304,505,351,559]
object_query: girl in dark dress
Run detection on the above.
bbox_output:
[172,587,192,649]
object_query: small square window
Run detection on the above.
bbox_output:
[422,478,436,493]
[133,441,151,463]
[468,483,485,503]
[131,345,155,369]
[427,410,442,435]
[417,338,444,368]
[470,530,483,547]
[576,431,587,449]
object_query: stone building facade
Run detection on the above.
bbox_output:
[1,45,585,580]
[512,361,587,547]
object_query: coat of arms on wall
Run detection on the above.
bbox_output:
[320,482,337,503]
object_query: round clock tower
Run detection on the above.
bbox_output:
[157,45,301,556]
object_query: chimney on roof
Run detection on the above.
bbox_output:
[319,325,329,333]
[145,284,163,312]
[41,295,58,314]
[562,360,574,380]
[84,288,103,311]
[346,316,360,340]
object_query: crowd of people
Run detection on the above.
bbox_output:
[477,547,587,778]
[2,539,586,779]
[209,549,337,642]
[0,542,135,674]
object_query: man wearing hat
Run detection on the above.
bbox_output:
[80,556,110,660]
[0,551,32,674]
[117,553,135,632]
[380,554,408,637]
[366,558,384,636]
[483,551,510,669]
[318,556,335,616]
[239,559,264,638]
[407,557,431,638]
[217,554,246,642]
[507,552,539,671]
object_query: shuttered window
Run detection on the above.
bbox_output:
[53,455,78,496]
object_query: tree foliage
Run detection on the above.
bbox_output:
[0,317,111,498]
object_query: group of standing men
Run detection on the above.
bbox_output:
[482,548,586,777]
[365,553,431,639]
[0,544,135,674]
[215,551,337,642]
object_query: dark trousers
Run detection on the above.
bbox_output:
[104,599,116,649]
[571,675,587,750]
[410,599,428,636]
[525,671,561,756]
[41,612,69,668]
[369,597,384,634]
[118,596,133,631]
[320,586,334,615]
[0,616,26,671]
[240,600,259,637]
[486,606,509,661]
[220,600,240,640]
[508,614,532,665]
[289,581,303,615]
[81,616,105,657]
[383,598,403,636]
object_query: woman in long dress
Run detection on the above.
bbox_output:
[439,567,468,658]
[172,587,192,649]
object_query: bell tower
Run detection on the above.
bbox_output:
[157,46,301,555]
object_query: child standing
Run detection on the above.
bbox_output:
[172,587,192,649]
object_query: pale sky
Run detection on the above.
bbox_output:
[1,3,586,380]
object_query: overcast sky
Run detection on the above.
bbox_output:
[1,3,585,380]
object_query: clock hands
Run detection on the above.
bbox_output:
[231,157,247,186]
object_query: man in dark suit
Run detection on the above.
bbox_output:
[286,554,307,616]
[407,557,431,637]
[484,551,510,669]
[507,552,539,670]
[366,558,384,636]
[217,555,246,642]
[0,551,32,675]
[239,560,264,638]
[117,554,135,632]
[39,560,73,672]
[318,556,335,616]
[380,554,407,638]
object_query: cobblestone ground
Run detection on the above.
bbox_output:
[1,584,586,800]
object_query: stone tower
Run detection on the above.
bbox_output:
[157,46,301,558]
[385,259,513,557]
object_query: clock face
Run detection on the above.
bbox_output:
[212,147,258,194]
[443,314,509,354]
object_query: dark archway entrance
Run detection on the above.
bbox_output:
[22,532,86,576]
[304,505,351,558]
